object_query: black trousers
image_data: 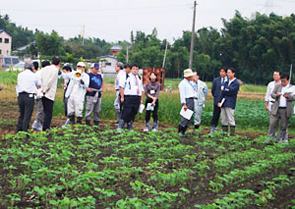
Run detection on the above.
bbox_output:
[145,97,159,122]
[211,104,221,127]
[121,95,141,123]
[16,93,35,132]
[42,97,54,131]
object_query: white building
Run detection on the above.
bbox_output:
[98,55,118,78]
[0,29,12,56]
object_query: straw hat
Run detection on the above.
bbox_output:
[183,69,194,78]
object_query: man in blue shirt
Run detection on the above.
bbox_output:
[85,63,103,126]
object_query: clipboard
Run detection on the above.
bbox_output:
[180,106,194,120]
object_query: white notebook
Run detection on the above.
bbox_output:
[180,106,194,120]
[146,103,154,111]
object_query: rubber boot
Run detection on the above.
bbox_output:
[181,126,188,138]
[152,121,158,131]
[230,126,235,136]
[144,120,150,132]
[222,125,228,136]
[117,119,125,133]
[94,121,99,126]
[116,111,121,124]
[70,115,75,125]
[210,126,216,133]
[77,117,82,124]
[178,125,182,133]
[127,120,134,131]
[86,120,91,126]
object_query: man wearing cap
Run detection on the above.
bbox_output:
[178,69,196,137]
[114,62,125,123]
[40,56,61,131]
[65,62,90,125]
[85,63,103,126]
[16,60,41,132]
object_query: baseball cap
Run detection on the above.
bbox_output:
[91,63,99,69]
[77,62,86,68]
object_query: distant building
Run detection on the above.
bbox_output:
[0,29,12,56]
[98,55,118,78]
[111,45,122,56]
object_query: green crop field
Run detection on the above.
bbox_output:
[0,127,294,208]
[1,71,295,208]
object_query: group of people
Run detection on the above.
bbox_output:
[114,62,160,132]
[16,57,103,133]
[265,71,295,143]
[15,57,295,141]
[178,67,239,137]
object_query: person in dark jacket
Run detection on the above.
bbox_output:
[217,67,240,136]
[210,67,227,133]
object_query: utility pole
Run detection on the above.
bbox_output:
[81,25,85,45]
[189,0,197,69]
[162,41,168,68]
[126,45,129,63]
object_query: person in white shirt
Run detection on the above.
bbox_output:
[32,60,51,131]
[178,69,196,137]
[264,71,288,141]
[16,60,41,132]
[114,62,125,123]
[191,72,208,133]
[118,63,143,132]
[265,71,281,111]
[268,73,295,143]
[65,62,90,125]
[40,56,61,131]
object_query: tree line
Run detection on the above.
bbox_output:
[1,11,295,84]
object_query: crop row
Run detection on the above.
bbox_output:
[0,127,294,208]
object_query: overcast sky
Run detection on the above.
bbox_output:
[1,0,295,43]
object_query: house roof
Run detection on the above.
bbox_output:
[111,45,122,51]
[0,29,12,37]
[97,55,117,60]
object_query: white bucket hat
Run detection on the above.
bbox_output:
[183,69,194,78]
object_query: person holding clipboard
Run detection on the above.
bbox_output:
[217,67,240,136]
[178,69,196,137]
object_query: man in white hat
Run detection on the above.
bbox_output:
[178,68,196,137]
[65,62,90,125]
